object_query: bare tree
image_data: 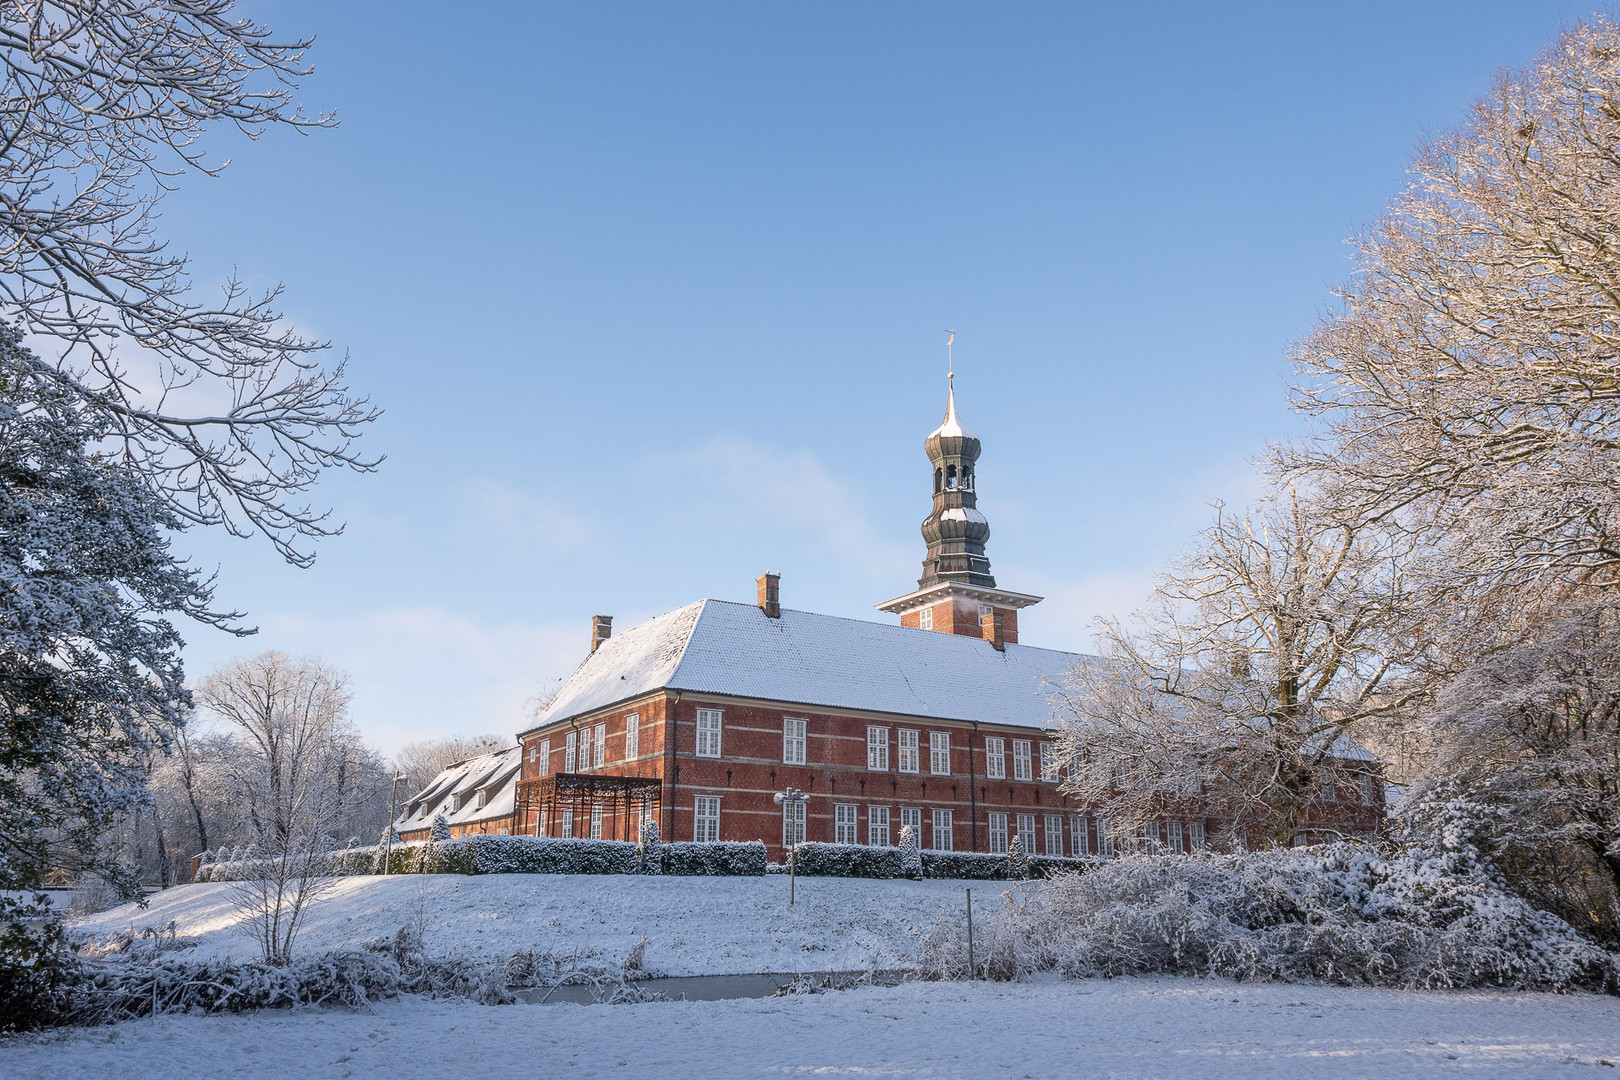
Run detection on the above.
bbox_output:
[1419,595,1620,941]
[1285,17,1620,591]
[1054,487,1426,850]
[0,2,378,569]
[197,652,357,964]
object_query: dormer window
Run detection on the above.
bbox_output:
[946,464,958,490]
[473,789,486,810]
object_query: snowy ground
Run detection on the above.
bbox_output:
[6,977,1619,1079]
[69,874,997,976]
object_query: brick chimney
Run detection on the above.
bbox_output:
[756,572,781,618]
[590,615,613,653]
[981,608,1005,651]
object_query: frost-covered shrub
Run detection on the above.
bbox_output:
[918,837,1620,992]
[790,842,904,878]
[638,819,662,875]
[437,835,639,875]
[661,840,767,876]
[1028,855,1094,879]
[921,851,1007,880]
[899,826,922,878]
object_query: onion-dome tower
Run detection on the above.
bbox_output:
[877,362,1041,646]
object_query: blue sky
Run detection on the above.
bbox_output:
[166,1,1587,751]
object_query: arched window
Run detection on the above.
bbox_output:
[946,464,958,490]
[934,468,942,494]
[961,466,973,491]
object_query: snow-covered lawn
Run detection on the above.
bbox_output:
[7,978,1619,1079]
[70,873,995,976]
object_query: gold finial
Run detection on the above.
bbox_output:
[945,329,956,382]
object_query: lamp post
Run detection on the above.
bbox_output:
[384,772,407,876]
[773,787,811,905]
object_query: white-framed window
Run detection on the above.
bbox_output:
[474,789,487,811]
[593,722,606,768]
[696,708,723,758]
[1188,820,1206,850]
[919,607,933,631]
[1016,813,1036,853]
[1167,820,1184,854]
[868,805,891,847]
[930,809,953,852]
[578,726,592,771]
[898,730,920,773]
[867,726,889,771]
[782,717,807,765]
[1044,814,1063,856]
[985,737,1006,780]
[835,804,858,845]
[1039,741,1058,782]
[1071,815,1089,857]
[783,798,807,847]
[537,809,548,837]
[528,744,538,763]
[1012,740,1033,781]
[625,714,639,760]
[1359,773,1378,804]
[899,806,921,846]
[1099,817,1115,858]
[565,730,578,772]
[988,811,1008,854]
[590,801,603,840]
[537,738,550,775]
[561,808,575,839]
[929,732,951,776]
[1140,821,1160,853]
[694,795,721,843]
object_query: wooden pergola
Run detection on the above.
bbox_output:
[513,773,662,842]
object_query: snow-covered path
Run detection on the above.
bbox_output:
[6,978,1618,1079]
[70,874,994,976]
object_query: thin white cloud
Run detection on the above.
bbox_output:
[248,606,587,756]
[456,477,596,554]
[646,435,911,580]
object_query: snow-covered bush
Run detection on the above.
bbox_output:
[899,825,922,879]
[918,835,1620,992]
[1028,855,1093,879]
[921,851,1008,880]
[790,842,904,878]
[432,835,639,875]
[661,840,767,876]
[637,819,662,875]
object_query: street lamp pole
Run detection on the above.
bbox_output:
[384,772,407,876]
[773,787,811,905]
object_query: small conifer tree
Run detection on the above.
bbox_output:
[899,825,923,879]
[638,818,663,875]
[1007,833,1030,880]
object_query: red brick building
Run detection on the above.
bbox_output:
[399,380,1385,855]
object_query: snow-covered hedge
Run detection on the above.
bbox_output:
[921,851,1009,880]
[790,842,905,878]
[918,829,1620,992]
[432,835,640,875]
[1028,855,1094,879]
[661,840,767,876]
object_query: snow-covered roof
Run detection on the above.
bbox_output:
[526,599,1090,733]
[396,746,522,832]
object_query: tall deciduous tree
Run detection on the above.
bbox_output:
[0,1,379,566]
[1286,17,1620,589]
[197,652,366,964]
[1054,488,1424,850]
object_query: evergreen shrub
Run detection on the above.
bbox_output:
[790,842,904,878]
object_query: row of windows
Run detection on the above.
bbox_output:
[527,713,643,774]
[693,708,1060,780]
[788,804,1210,858]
